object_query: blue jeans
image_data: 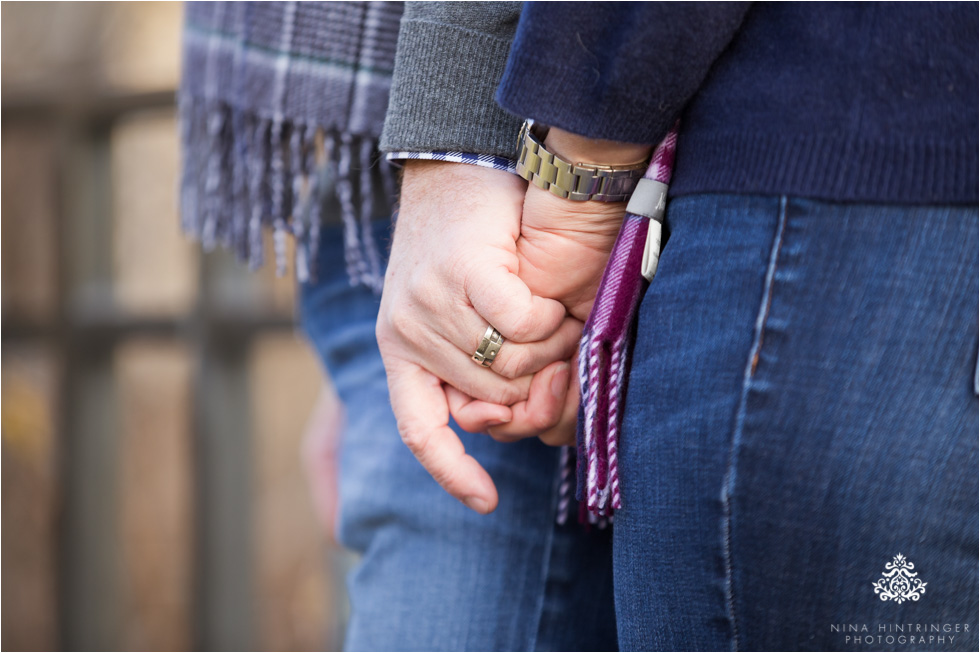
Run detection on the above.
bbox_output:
[616,195,979,651]
[300,221,617,651]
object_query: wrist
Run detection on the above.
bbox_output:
[399,159,526,233]
[543,127,651,168]
[515,121,650,203]
[403,158,525,193]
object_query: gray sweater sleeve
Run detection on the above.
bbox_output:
[379,1,523,158]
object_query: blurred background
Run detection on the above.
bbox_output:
[2,3,352,650]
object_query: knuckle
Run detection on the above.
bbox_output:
[487,384,522,407]
[398,421,430,457]
[412,272,443,311]
[504,310,537,342]
[446,250,476,292]
[428,458,462,490]
[495,348,530,380]
[529,410,558,433]
[375,312,394,344]
[388,308,417,340]
[375,326,401,366]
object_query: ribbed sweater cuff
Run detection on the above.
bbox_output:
[380,20,524,158]
[496,49,674,146]
[670,131,980,205]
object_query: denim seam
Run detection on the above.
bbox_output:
[720,195,788,652]
[527,452,563,651]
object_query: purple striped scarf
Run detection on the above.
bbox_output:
[558,127,679,524]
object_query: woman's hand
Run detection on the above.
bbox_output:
[376,160,582,513]
[474,129,654,446]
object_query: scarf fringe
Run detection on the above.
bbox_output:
[179,95,394,290]
[574,224,645,518]
[567,126,679,522]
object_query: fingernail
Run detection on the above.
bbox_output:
[463,496,490,514]
[488,417,510,426]
[551,363,571,399]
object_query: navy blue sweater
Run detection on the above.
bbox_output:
[496,2,978,204]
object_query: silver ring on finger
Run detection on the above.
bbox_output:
[472,325,505,368]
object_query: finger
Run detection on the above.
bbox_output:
[386,361,499,513]
[465,264,567,343]
[380,308,533,406]
[445,385,512,433]
[536,369,580,447]
[422,336,533,406]
[485,361,571,442]
[461,315,583,380]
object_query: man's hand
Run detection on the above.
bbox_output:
[376,160,583,513]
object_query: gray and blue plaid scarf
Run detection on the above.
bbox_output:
[179,1,403,288]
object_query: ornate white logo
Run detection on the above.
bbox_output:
[873,553,927,604]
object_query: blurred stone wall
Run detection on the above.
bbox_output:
[2,3,346,650]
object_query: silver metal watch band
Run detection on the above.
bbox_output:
[515,121,648,202]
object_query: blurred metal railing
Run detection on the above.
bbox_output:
[2,5,339,649]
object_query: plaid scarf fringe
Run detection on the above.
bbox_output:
[179,0,401,289]
[179,96,394,290]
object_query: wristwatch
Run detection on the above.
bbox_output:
[515,120,649,202]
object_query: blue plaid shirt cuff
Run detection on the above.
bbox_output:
[386,151,518,175]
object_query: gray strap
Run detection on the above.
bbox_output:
[626,178,669,223]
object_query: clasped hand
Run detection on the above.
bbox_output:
[377,134,647,514]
